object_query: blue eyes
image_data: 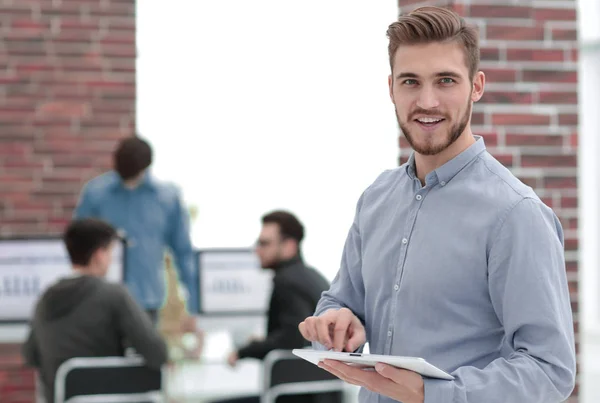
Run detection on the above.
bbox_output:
[402,78,456,86]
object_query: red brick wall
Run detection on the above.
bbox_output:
[0,1,135,401]
[397,0,579,401]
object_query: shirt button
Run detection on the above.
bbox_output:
[394,284,399,291]
[416,194,422,201]
[402,238,408,244]
[441,181,446,186]
[387,330,393,337]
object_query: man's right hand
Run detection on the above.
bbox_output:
[298,308,366,352]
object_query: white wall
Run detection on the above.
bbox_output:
[137,0,399,280]
[577,0,600,401]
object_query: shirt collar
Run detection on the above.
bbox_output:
[272,254,304,277]
[404,135,487,185]
[108,170,157,192]
[272,254,303,273]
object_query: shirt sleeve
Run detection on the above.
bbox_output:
[165,190,195,309]
[237,280,311,360]
[73,184,96,219]
[312,191,367,350]
[424,197,576,403]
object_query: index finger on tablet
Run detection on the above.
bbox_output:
[316,315,334,349]
[332,312,352,352]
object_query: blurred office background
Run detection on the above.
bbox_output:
[0,0,594,402]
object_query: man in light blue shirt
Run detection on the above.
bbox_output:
[74,136,196,324]
[299,6,575,403]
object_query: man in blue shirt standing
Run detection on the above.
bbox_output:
[299,6,575,403]
[74,136,195,325]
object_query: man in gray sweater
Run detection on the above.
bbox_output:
[22,218,168,403]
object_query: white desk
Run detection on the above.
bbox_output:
[165,359,360,403]
[164,323,262,402]
[165,328,361,403]
[166,359,261,402]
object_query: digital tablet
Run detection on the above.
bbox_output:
[292,349,454,381]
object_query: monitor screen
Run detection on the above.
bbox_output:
[0,237,125,322]
[198,249,272,315]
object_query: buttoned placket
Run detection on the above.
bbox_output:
[385,179,430,353]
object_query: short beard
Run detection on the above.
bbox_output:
[398,99,472,156]
[261,248,283,270]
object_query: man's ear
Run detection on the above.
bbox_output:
[89,248,101,265]
[471,71,485,102]
[283,238,299,258]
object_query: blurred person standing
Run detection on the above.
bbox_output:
[74,136,195,326]
[22,218,168,403]
[217,211,335,403]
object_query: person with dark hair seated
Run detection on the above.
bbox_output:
[217,211,336,403]
[73,136,196,328]
[22,218,168,403]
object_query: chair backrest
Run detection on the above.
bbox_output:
[261,350,344,403]
[54,357,163,403]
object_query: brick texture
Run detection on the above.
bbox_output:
[0,1,135,402]
[398,1,579,401]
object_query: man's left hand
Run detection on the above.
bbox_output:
[319,360,424,403]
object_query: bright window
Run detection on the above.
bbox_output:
[137,0,399,280]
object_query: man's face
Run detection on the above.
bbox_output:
[388,41,484,156]
[255,223,285,269]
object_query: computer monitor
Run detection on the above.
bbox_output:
[197,248,272,315]
[0,236,125,323]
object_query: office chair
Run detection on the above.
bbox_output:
[261,349,344,403]
[54,356,163,403]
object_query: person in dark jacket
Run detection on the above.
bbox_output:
[22,218,168,403]
[217,211,336,403]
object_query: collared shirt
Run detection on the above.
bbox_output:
[314,137,576,403]
[74,171,195,311]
